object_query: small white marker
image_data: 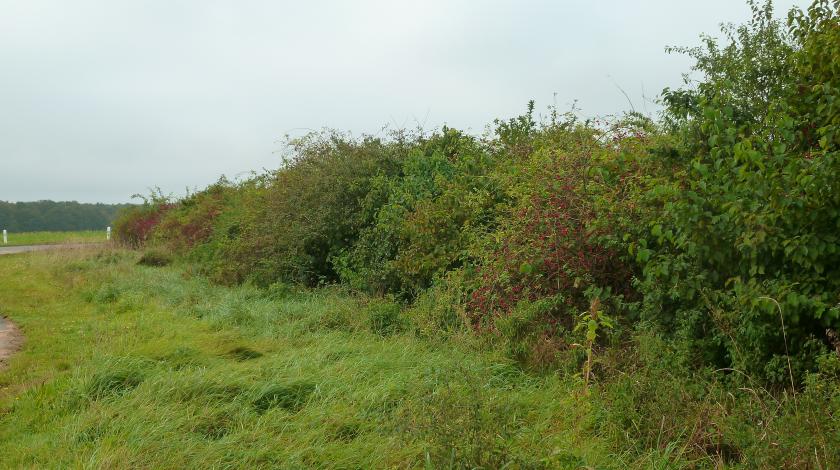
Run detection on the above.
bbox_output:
[2,230,6,244]
[106,226,111,241]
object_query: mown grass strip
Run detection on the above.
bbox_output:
[1,230,108,247]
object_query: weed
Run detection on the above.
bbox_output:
[264,281,295,301]
[574,297,613,390]
[93,283,122,304]
[2,246,838,468]
[331,422,361,442]
[404,367,535,469]
[168,379,245,404]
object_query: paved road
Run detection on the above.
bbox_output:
[0,243,104,256]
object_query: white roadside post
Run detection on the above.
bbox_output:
[2,230,6,244]
[106,226,111,241]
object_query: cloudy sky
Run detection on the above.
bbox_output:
[1,0,808,203]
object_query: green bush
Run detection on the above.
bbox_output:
[187,177,268,285]
[220,132,406,287]
[636,0,840,382]
[110,0,840,387]
[336,127,505,298]
[112,189,175,248]
[153,177,235,251]
[465,115,665,367]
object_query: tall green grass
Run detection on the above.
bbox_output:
[0,249,614,468]
[1,249,836,468]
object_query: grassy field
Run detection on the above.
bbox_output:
[0,248,624,469]
[1,230,108,246]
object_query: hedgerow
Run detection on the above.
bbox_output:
[114,0,840,390]
[112,189,173,248]
[336,127,506,298]
[636,0,840,383]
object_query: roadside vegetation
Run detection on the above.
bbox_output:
[2,248,835,468]
[0,230,109,247]
[1,1,838,468]
[0,249,614,468]
[109,2,840,466]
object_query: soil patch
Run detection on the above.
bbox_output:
[0,317,23,370]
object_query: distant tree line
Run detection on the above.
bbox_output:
[0,200,133,232]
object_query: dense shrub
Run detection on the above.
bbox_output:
[112,191,173,248]
[336,127,505,297]
[184,177,269,284]
[116,0,840,386]
[220,132,407,287]
[465,117,665,366]
[153,178,234,251]
[637,0,840,382]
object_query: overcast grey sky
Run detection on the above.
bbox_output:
[1,0,808,203]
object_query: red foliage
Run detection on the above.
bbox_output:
[158,193,225,249]
[114,203,174,248]
[467,150,636,332]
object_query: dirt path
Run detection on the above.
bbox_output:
[0,243,103,256]
[0,317,23,370]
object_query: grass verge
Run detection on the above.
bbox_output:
[1,248,836,468]
[0,230,108,246]
[0,248,612,468]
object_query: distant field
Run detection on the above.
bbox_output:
[1,230,108,246]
